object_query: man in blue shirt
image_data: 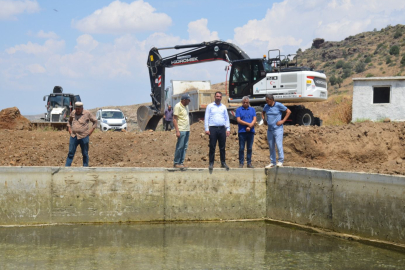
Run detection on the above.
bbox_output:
[236,96,256,168]
[164,105,174,131]
[204,91,231,170]
[262,94,291,168]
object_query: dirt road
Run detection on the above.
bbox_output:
[1,107,404,175]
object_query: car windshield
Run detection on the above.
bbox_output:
[102,111,124,119]
[48,96,63,107]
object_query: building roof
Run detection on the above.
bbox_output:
[353,76,405,81]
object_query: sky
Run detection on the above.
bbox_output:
[1,0,405,115]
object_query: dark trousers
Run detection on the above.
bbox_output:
[65,135,89,167]
[209,126,226,164]
[165,120,174,131]
[238,132,254,165]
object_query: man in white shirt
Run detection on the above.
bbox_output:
[204,91,231,170]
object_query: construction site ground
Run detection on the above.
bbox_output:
[1,107,405,175]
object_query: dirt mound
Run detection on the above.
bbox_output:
[0,121,404,175]
[0,107,31,130]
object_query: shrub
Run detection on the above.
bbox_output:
[365,56,372,63]
[355,62,366,73]
[342,67,352,78]
[342,62,352,69]
[389,45,400,56]
[329,75,337,86]
[374,43,385,54]
[394,30,402,39]
[335,60,345,69]
[366,73,374,77]
[386,56,392,64]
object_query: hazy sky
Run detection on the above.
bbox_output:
[1,0,405,114]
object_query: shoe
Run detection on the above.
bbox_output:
[181,164,188,169]
[276,162,283,167]
[247,164,254,168]
[239,164,244,168]
[265,163,275,168]
[221,163,229,170]
[174,164,184,169]
[209,163,214,170]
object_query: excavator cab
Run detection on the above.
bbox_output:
[228,59,268,99]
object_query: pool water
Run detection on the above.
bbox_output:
[1,221,404,269]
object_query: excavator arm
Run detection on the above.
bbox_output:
[137,40,250,131]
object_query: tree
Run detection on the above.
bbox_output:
[342,67,352,79]
[329,75,337,86]
[394,30,402,39]
[355,62,366,73]
[389,45,400,56]
[337,77,343,87]
[335,60,344,69]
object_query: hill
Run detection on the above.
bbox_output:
[295,24,405,125]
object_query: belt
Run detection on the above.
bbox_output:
[209,126,225,128]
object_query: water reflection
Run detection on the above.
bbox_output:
[0,222,404,269]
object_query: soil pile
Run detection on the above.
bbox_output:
[0,121,404,175]
[0,107,31,130]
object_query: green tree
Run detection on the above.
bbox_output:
[394,30,402,39]
[329,75,337,86]
[355,62,366,73]
[389,45,400,56]
[342,67,352,79]
[335,60,344,69]
[342,62,352,69]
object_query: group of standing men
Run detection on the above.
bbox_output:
[172,91,291,170]
[64,93,291,169]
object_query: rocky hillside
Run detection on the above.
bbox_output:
[285,24,405,125]
[299,24,405,96]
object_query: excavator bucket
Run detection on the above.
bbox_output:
[137,105,163,131]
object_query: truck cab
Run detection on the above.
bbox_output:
[43,92,81,122]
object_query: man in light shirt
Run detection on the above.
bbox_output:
[65,102,97,167]
[204,91,231,170]
[173,94,191,169]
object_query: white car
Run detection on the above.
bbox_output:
[96,109,128,131]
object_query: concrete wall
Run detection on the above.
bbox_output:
[352,77,405,121]
[267,167,405,244]
[1,166,405,245]
[0,167,266,225]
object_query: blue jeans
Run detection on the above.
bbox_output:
[267,128,284,164]
[65,136,89,167]
[174,131,190,165]
[238,132,254,165]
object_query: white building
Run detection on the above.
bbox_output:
[352,77,405,122]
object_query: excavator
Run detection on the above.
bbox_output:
[137,40,327,131]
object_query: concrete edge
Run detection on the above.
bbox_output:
[265,218,405,254]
